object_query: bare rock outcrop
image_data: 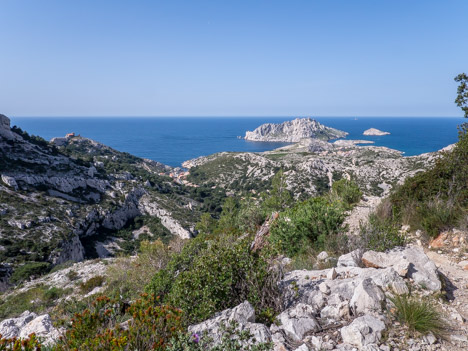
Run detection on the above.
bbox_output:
[244,118,348,142]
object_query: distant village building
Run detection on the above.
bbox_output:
[65,132,75,138]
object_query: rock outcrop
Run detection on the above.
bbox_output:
[363,128,390,136]
[0,311,61,345]
[187,245,447,351]
[244,118,348,142]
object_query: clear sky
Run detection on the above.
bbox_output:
[1,0,467,117]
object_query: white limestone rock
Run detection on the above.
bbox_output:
[188,301,271,346]
[272,303,321,342]
[340,315,386,348]
[244,118,348,142]
[0,311,60,346]
[361,246,441,291]
[337,249,363,268]
[350,278,386,315]
[363,128,390,136]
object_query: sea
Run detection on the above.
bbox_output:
[9,117,465,167]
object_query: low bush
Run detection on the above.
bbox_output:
[10,262,51,284]
[106,239,175,300]
[79,275,105,294]
[331,178,362,207]
[358,215,405,252]
[54,294,183,351]
[0,285,69,319]
[390,124,468,236]
[0,333,42,351]
[167,321,272,351]
[146,233,281,326]
[390,295,448,337]
[269,197,346,256]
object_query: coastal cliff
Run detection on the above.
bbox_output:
[363,128,390,136]
[244,117,348,142]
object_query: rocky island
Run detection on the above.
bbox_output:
[244,117,348,142]
[363,128,390,136]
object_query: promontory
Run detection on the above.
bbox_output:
[363,128,390,136]
[244,117,348,142]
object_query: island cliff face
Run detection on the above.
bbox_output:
[244,117,348,142]
[363,128,390,136]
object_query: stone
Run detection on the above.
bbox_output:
[274,303,321,341]
[362,246,441,291]
[340,315,386,348]
[423,332,437,345]
[350,278,385,315]
[320,301,350,320]
[429,232,448,248]
[188,301,271,346]
[327,267,338,280]
[317,251,329,261]
[18,314,61,345]
[0,312,60,346]
[319,282,331,294]
[1,175,18,190]
[361,251,409,277]
[337,249,363,268]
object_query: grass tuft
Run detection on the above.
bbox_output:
[390,295,449,337]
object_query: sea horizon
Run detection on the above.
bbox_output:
[10,116,466,167]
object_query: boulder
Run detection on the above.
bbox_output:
[337,249,363,267]
[188,301,271,346]
[0,311,60,345]
[350,278,385,315]
[361,251,409,277]
[340,315,386,348]
[273,303,321,342]
[361,246,441,291]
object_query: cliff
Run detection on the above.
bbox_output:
[363,128,390,136]
[244,117,348,142]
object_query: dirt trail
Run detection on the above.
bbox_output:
[426,250,468,349]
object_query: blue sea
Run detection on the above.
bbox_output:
[10,117,465,167]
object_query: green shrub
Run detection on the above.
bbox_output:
[79,275,105,294]
[269,197,346,256]
[10,262,51,284]
[359,215,405,252]
[146,233,281,326]
[390,295,448,337]
[390,124,468,236]
[167,321,272,351]
[54,294,183,351]
[106,240,174,300]
[0,285,69,319]
[0,333,42,350]
[331,178,362,207]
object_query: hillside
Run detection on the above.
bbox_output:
[1,115,467,351]
[0,114,217,290]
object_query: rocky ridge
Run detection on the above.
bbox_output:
[184,137,442,198]
[0,114,197,289]
[244,118,348,142]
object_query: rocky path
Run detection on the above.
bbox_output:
[343,195,382,236]
[426,250,468,349]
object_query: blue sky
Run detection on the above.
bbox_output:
[1,0,467,117]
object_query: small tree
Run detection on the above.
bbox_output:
[261,170,293,214]
[455,73,468,118]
